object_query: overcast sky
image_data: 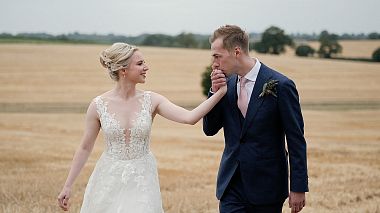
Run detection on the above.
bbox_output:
[1,0,379,36]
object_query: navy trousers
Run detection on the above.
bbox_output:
[219,166,285,213]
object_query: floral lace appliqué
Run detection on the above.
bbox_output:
[94,91,152,160]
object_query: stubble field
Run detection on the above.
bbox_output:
[0,41,380,212]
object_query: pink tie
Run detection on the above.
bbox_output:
[238,77,248,117]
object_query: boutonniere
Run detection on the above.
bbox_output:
[259,79,279,98]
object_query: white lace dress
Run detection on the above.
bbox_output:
[80,91,164,213]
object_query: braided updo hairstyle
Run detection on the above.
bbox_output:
[99,43,138,81]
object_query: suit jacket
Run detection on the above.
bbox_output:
[203,63,309,204]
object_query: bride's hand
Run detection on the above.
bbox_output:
[57,186,71,211]
[215,73,227,95]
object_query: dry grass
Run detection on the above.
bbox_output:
[306,40,380,58]
[1,42,380,104]
[0,43,380,212]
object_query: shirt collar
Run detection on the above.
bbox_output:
[238,58,261,82]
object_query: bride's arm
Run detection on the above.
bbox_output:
[57,101,100,211]
[153,85,227,125]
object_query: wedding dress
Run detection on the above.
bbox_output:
[80,91,164,213]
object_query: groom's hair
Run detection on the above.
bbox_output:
[210,25,249,54]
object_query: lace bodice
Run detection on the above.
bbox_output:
[94,91,152,160]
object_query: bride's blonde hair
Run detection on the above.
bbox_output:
[99,43,138,81]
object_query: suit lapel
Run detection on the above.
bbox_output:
[227,75,240,122]
[240,64,272,139]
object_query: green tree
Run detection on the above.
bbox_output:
[141,34,174,47]
[372,47,380,62]
[368,32,380,40]
[201,66,212,96]
[258,26,294,54]
[175,33,198,48]
[318,30,342,58]
[199,39,211,49]
[250,41,268,53]
[295,45,315,57]
[56,35,69,42]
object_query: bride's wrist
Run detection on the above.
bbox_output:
[63,183,73,189]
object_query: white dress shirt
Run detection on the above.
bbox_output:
[237,58,261,104]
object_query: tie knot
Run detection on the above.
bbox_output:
[240,77,248,87]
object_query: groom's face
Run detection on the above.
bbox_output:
[211,38,236,76]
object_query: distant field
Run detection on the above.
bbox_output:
[0,43,379,212]
[0,43,379,105]
[306,40,380,58]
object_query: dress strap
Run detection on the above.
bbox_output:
[94,96,107,118]
[142,91,152,114]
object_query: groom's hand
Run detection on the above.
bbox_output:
[211,69,226,93]
[289,191,306,213]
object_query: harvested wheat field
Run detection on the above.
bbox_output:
[0,43,380,213]
[307,40,380,58]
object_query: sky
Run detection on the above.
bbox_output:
[1,0,379,36]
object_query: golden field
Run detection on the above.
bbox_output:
[0,42,380,213]
[307,40,380,58]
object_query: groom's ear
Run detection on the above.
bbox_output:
[234,46,242,57]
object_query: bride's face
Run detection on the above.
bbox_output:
[123,51,149,83]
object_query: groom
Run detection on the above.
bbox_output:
[203,25,309,213]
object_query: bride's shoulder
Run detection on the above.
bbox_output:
[144,91,165,100]
[89,91,114,110]
[93,90,113,101]
[143,91,167,109]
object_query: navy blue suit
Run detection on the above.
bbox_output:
[203,64,308,211]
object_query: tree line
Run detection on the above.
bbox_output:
[1,30,379,49]
[1,29,379,62]
[0,32,212,48]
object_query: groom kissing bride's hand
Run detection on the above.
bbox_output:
[203,25,308,213]
[211,69,227,92]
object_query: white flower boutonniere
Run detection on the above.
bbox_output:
[259,79,279,98]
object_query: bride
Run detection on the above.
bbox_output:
[57,43,227,212]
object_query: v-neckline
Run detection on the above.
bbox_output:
[99,91,147,139]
